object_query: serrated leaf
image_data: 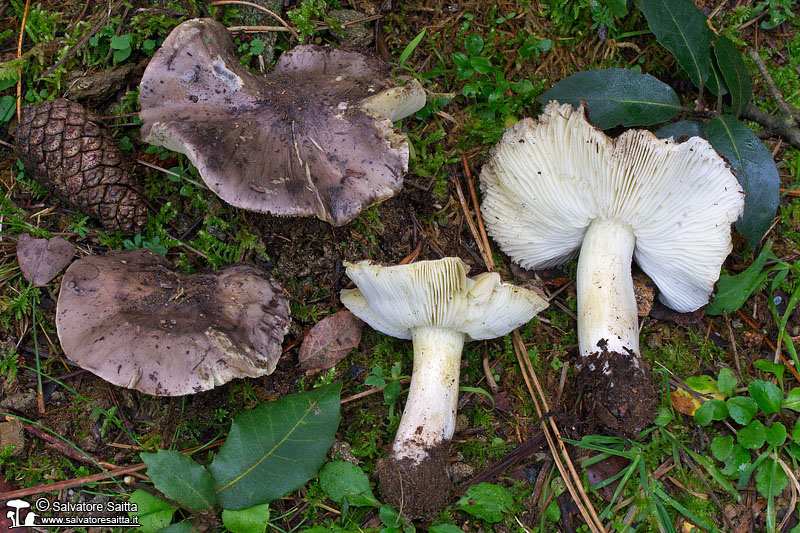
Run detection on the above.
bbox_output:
[717,368,737,397]
[711,435,734,461]
[765,422,786,446]
[141,450,216,510]
[707,241,773,315]
[695,398,728,425]
[738,419,766,449]
[748,379,782,414]
[319,461,380,508]
[713,36,751,116]
[705,115,779,247]
[655,119,707,140]
[456,482,514,523]
[222,503,271,533]
[639,0,711,89]
[128,489,176,533]
[783,388,800,411]
[727,396,758,425]
[537,68,680,129]
[210,382,342,509]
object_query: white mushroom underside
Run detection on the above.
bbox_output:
[480,102,744,312]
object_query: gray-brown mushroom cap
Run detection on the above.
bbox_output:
[56,249,290,396]
[139,19,425,226]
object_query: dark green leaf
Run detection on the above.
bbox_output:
[382,380,402,405]
[465,34,484,56]
[717,368,737,397]
[765,422,786,446]
[0,76,17,91]
[470,56,493,74]
[142,39,156,52]
[754,359,785,388]
[655,119,707,140]
[456,482,514,523]
[713,36,751,116]
[727,396,759,425]
[755,458,788,500]
[210,382,342,509]
[319,461,380,508]
[638,0,711,89]
[711,435,734,461]
[249,39,265,56]
[707,241,774,315]
[0,95,16,124]
[141,450,216,511]
[537,68,680,129]
[110,34,131,50]
[748,379,783,414]
[114,48,131,63]
[452,52,470,70]
[428,525,465,533]
[695,399,728,426]
[221,503,271,533]
[128,489,176,533]
[784,388,800,411]
[705,115,779,247]
[721,444,751,476]
[738,419,767,449]
[398,30,425,67]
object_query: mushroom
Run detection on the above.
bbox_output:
[139,19,426,226]
[340,257,547,519]
[56,249,290,396]
[480,101,744,435]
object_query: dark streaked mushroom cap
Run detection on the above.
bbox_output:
[56,249,290,395]
[139,19,425,226]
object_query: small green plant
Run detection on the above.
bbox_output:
[123,234,168,255]
[364,362,407,417]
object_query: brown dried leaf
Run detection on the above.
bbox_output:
[633,270,656,317]
[299,310,363,373]
[585,453,629,502]
[16,233,76,286]
[670,389,702,416]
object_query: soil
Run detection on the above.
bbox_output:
[576,347,659,439]
[377,441,452,522]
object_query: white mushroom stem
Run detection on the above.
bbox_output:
[392,326,465,463]
[576,218,640,364]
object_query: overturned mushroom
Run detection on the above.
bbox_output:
[139,19,426,226]
[341,258,547,520]
[480,101,744,435]
[56,249,290,395]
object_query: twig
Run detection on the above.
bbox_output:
[16,0,31,121]
[340,378,411,404]
[748,49,799,122]
[227,14,382,34]
[723,310,742,381]
[135,159,208,190]
[741,104,800,148]
[677,447,735,531]
[482,345,499,395]
[38,0,127,80]
[452,173,493,269]
[209,0,299,40]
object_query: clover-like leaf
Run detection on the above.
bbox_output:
[765,422,787,447]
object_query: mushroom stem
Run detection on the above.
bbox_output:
[392,326,465,462]
[577,218,639,361]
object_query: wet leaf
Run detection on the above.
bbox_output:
[222,503,271,533]
[655,119,707,141]
[141,450,216,510]
[783,388,800,411]
[753,359,785,389]
[210,382,341,509]
[727,396,758,425]
[738,419,766,449]
[319,461,380,507]
[128,489,176,533]
[16,233,75,286]
[695,399,728,426]
[765,422,786,447]
[299,310,364,373]
[721,444,751,476]
[717,368,737,397]
[639,0,711,89]
[713,36,751,116]
[456,482,514,523]
[707,240,773,315]
[755,458,788,500]
[748,379,782,414]
[705,115,779,247]
[711,435,734,461]
[537,68,680,129]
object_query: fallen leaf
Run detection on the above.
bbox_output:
[671,389,702,416]
[16,233,75,286]
[299,310,363,373]
[585,453,629,502]
[632,270,656,317]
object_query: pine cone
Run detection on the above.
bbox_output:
[15,99,148,233]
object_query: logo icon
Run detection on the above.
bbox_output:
[5,499,39,528]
